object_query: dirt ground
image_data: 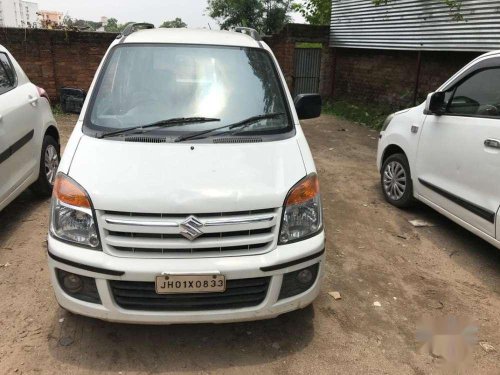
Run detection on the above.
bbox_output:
[0,114,499,375]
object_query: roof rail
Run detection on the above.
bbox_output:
[116,22,155,39]
[234,27,262,41]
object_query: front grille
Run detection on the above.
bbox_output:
[97,209,279,257]
[110,277,270,311]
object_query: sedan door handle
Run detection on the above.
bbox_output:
[484,138,500,149]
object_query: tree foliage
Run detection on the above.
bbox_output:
[63,15,102,31]
[206,0,293,35]
[160,18,188,28]
[104,18,120,32]
[292,0,331,25]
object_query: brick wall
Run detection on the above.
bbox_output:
[264,24,332,97]
[332,48,482,108]
[0,26,484,108]
[0,28,118,101]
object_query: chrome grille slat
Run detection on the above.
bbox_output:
[98,209,280,258]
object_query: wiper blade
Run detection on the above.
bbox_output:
[174,112,285,143]
[98,117,220,139]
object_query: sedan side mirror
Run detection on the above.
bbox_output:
[424,91,445,115]
[294,94,322,120]
[60,87,86,114]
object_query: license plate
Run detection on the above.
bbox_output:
[155,274,226,294]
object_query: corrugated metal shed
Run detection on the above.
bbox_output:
[330,0,500,51]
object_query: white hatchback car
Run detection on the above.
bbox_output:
[0,45,60,211]
[47,25,325,324]
[377,50,500,250]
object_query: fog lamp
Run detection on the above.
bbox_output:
[63,273,83,293]
[297,269,314,284]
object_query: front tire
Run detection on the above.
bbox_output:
[31,135,60,197]
[381,153,415,208]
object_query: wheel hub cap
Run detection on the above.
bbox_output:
[383,161,406,200]
[44,145,59,185]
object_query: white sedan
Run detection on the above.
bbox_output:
[0,44,60,211]
[377,50,500,249]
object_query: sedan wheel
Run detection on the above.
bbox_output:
[383,161,406,200]
[30,135,60,197]
[380,153,415,208]
[44,144,59,185]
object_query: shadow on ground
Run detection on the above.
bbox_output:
[47,306,315,372]
[0,190,48,248]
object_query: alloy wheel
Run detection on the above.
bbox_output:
[44,144,59,185]
[383,161,407,200]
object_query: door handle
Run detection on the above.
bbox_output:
[484,139,500,149]
[28,96,39,105]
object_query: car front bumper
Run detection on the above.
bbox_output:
[47,232,325,324]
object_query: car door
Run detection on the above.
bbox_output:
[416,62,500,238]
[0,51,38,203]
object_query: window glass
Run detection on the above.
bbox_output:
[88,45,290,136]
[448,68,500,117]
[0,53,16,94]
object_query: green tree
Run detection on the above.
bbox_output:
[292,0,331,25]
[160,18,188,28]
[207,0,293,35]
[104,17,120,32]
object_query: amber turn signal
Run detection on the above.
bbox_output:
[285,174,320,206]
[53,174,91,209]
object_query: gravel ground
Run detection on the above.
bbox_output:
[0,113,498,374]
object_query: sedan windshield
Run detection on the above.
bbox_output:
[87,44,291,137]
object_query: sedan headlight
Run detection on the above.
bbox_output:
[279,173,322,244]
[50,173,100,249]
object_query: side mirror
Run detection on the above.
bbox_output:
[424,91,445,115]
[60,87,86,114]
[294,94,322,120]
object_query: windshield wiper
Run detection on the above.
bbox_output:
[98,117,220,139]
[174,112,285,143]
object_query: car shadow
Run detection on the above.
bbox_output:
[0,190,49,248]
[47,305,315,372]
[406,203,500,288]
[372,181,499,291]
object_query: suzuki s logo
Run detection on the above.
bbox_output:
[180,215,204,241]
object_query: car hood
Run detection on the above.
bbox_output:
[68,136,306,213]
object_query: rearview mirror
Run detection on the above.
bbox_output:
[424,91,445,115]
[294,94,322,120]
[60,87,86,114]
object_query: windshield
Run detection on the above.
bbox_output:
[86,44,291,137]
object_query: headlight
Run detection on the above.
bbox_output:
[381,113,395,132]
[279,173,322,244]
[50,173,100,249]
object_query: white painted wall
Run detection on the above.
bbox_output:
[0,0,38,28]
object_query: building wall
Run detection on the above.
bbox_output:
[264,24,332,97]
[0,0,19,27]
[332,48,482,107]
[0,25,485,109]
[23,1,38,28]
[330,0,500,52]
[0,28,118,100]
[0,0,38,28]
